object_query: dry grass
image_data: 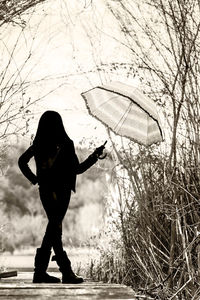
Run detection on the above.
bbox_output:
[88,144,200,299]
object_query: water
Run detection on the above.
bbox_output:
[0,247,100,273]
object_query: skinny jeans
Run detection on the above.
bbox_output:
[39,186,71,256]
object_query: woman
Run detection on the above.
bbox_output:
[18,110,105,284]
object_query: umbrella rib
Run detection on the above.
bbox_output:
[94,95,119,110]
[113,102,133,133]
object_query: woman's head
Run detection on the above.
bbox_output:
[33,111,69,149]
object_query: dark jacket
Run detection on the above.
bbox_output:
[18,139,97,192]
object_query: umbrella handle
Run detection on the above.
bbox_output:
[94,140,107,160]
[98,153,107,160]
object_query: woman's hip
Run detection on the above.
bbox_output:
[39,186,71,219]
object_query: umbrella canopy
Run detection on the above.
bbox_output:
[81,81,163,146]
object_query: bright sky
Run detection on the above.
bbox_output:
[1,0,136,147]
[1,0,160,150]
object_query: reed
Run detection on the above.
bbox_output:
[88,140,200,299]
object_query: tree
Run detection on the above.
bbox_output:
[0,0,44,141]
[0,0,47,27]
[0,0,69,142]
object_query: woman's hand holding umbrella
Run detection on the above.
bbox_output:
[92,141,107,159]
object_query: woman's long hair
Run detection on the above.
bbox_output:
[33,111,71,157]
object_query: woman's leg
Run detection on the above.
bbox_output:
[41,218,64,255]
[33,187,70,283]
[39,188,71,255]
[33,247,60,283]
[39,188,83,284]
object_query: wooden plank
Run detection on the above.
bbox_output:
[0,286,135,300]
[0,272,139,300]
[0,289,135,300]
[0,271,17,278]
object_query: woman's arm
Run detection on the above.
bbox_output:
[18,145,38,185]
[68,141,98,175]
[76,153,98,174]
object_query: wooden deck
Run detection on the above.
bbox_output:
[0,272,144,300]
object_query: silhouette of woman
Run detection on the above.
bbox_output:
[18,110,105,284]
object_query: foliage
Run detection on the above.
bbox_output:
[0,211,46,253]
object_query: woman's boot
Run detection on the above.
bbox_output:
[33,248,60,283]
[52,251,83,284]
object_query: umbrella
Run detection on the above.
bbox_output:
[81,81,163,146]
